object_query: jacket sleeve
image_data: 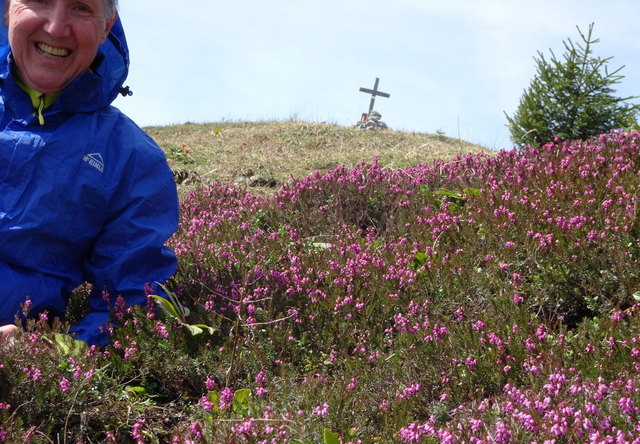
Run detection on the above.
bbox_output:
[70,154,179,346]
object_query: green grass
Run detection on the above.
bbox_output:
[146,120,493,190]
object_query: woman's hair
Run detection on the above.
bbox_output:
[105,0,119,18]
[3,1,119,18]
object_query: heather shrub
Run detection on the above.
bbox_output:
[2,130,640,442]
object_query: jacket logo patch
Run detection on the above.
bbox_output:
[83,153,104,173]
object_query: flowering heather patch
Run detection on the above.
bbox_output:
[2,131,640,442]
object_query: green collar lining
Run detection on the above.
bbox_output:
[14,75,59,126]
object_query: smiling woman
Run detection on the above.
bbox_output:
[0,0,179,346]
[5,0,117,94]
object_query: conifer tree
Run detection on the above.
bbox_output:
[506,23,639,148]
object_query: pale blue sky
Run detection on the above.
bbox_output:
[113,0,640,149]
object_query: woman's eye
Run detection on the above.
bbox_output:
[72,2,94,15]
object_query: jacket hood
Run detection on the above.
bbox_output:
[0,1,130,110]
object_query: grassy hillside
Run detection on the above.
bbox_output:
[144,120,493,188]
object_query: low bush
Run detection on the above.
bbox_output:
[2,131,640,442]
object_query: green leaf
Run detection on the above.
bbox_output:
[184,324,204,336]
[125,386,148,397]
[52,333,89,357]
[190,324,216,335]
[410,252,427,269]
[234,388,251,407]
[207,391,220,404]
[154,282,190,319]
[633,291,640,302]
[149,294,180,319]
[323,429,340,444]
[433,188,463,199]
[167,287,190,318]
[462,187,481,196]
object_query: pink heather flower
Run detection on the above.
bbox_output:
[618,396,635,415]
[59,376,71,393]
[198,396,214,412]
[124,347,137,361]
[154,321,169,339]
[219,387,234,411]
[536,324,547,341]
[131,419,146,444]
[524,338,536,352]
[312,403,330,418]
[232,419,255,436]
[493,421,512,443]
[465,357,477,371]
[399,422,429,443]
[347,377,358,391]
[189,422,203,441]
[23,367,42,382]
[255,387,269,397]
[254,370,266,385]
[470,418,483,433]
[610,311,625,322]
[204,377,216,391]
[398,383,421,399]
[585,401,599,416]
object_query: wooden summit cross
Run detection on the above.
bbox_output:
[359,77,390,115]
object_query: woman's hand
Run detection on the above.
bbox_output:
[0,324,19,345]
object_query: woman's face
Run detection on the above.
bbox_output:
[6,0,115,94]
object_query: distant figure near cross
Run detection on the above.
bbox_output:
[359,77,390,115]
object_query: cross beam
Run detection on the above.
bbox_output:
[359,77,390,115]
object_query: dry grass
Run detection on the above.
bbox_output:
[145,119,495,190]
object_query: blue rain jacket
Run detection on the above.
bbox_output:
[0,10,179,345]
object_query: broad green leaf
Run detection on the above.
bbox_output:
[184,324,204,336]
[234,388,251,406]
[191,324,216,335]
[149,295,180,319]
[410,252,427,269]
[207,391,220,403]
[155,282,190,319]
[462,187,481,196]
[53,333,88,357]
[323,428,340,444]
[167,288,190,318]
[125,386,148,397]
[434,188,462,199]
